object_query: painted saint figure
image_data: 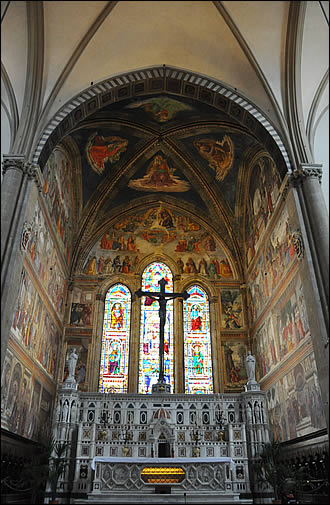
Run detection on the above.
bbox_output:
[191,304,202,331]
[110,302,124,329]
[192,345,204,374]
[86,134,128,174]
[128,154,190,192]
[108,342,121,375]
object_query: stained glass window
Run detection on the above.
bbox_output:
[183,285,213,394]
[99,284,131,393]
[138,262,174,394]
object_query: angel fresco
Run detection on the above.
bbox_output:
[86,133,128,175]
[193,136,234,181]
[128,154,190,192]
[125,96,192,122]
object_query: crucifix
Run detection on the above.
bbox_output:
[135,278,190,393]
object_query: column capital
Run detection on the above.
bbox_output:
[2,154,27,175]
[291,164,323,184]
[2,155,43,192]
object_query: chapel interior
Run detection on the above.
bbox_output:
[1,1,329,504]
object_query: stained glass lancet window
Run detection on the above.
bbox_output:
[183,285,213,394]
[138,262,174,394]
[99,284,131,393]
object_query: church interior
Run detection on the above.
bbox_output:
[1,1,329,504]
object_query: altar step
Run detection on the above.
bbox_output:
[71,492,253,504]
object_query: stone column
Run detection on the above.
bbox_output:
[291,165,329,310]
[228,423,234,459]
[290,164,329,431]
[1,155,42,369]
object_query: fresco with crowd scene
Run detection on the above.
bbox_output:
[265,352,326,442]
[1,348,54,442]
[253,273,310,380]
[81,206,235,280]
[25,200,66,319]
[245,156,283,266]
[247,204,297,324]
[42,148,74,265]
[11,268,61,380]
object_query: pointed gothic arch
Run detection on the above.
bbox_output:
[98,283,132,393]
[32,66,291,173]
[183,284,214,394]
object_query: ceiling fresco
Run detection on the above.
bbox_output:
[70,125,150,207]
[173,128,258,212]
[89,93,235,131]
[55,92,287,276]
[101,147,209,215]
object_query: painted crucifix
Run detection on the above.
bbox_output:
[135,278,190,393]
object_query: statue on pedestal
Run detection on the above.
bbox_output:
[245,351,256,382]
[67,348,78,380]
[245,351,260,391]
[62,348,79,390]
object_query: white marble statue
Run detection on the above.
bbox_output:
[245,351,256,382]
[62,401,69,422]
[66,348,78,381]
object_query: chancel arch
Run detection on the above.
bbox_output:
[1,6,329,503]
